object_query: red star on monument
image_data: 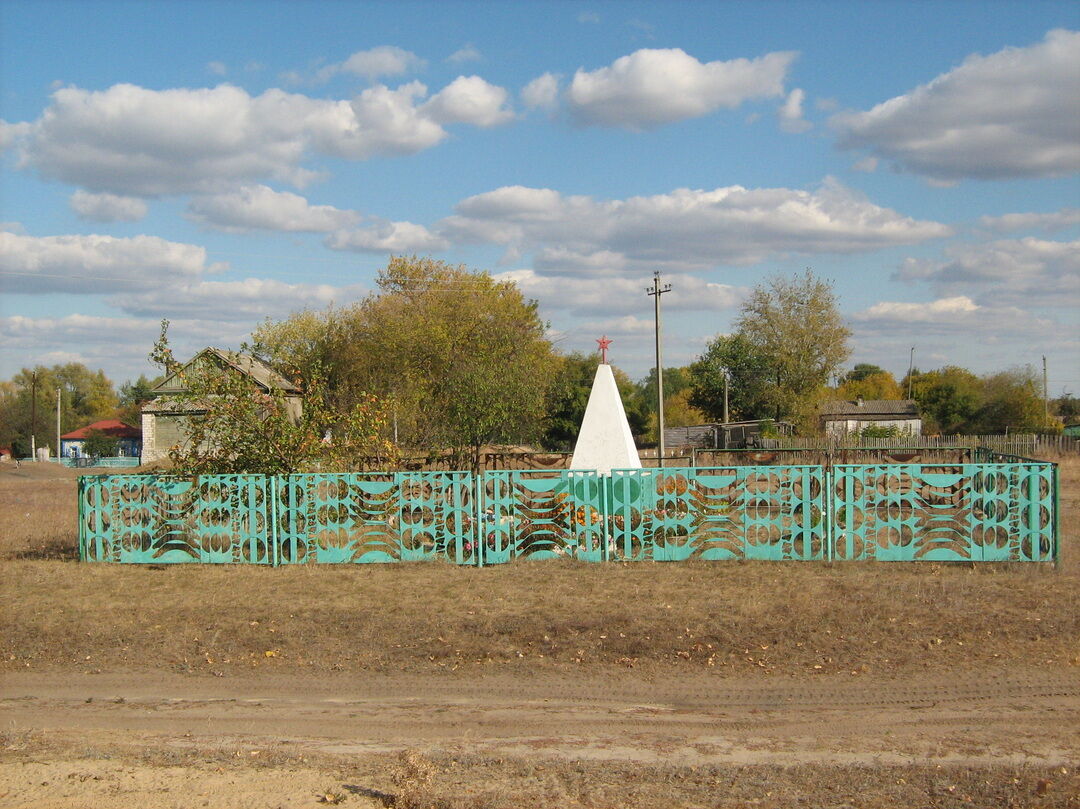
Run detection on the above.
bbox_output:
[596,335,613,364]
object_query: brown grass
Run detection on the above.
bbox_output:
[1,456,1077,677]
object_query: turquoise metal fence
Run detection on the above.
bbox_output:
[275,472,477,564]
[608,466,826,561]
[79,474,270,563]
[480,470,607,563]
[77,462,1057,564]
[831,463,1057,562]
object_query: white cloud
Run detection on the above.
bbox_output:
[69,190,148,222]
[11,80,513,196]
[567,47,796,129]
[421,76,514,127]
[0,231,222,294]
[0,119,31,151]
[325,220,449,253]
[207,61,227,76]
[778,88,812,133]
[833,29,1080,181]
[111,277,366,320]
[186,185,360,232]
[522,73,560,110]
[852,156,879,173]
[979,208,1080,233]
[494,268,742,315]
[447,44,483,65]
[894,237,1080,307]
[858,296,981,322]
[318,46,424,82]
[439,179,951,271]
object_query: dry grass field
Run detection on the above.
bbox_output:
[1,457,1078,808]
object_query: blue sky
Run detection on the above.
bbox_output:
[2,0,1078,397]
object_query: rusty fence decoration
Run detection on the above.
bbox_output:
[79,462,1058,565]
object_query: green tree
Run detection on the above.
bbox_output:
[82,428,120,458]
[735,270,851,428]
[910,366,982,434]
[845,363,886,383]
[688,333,773,423]
[117,373,162,426]
[837,370,903,401]
[975,367,1057,434]
[0,363,119,454]
[539,353,649,450]
[261,256,558,471]
[1053,393,1079,425]
[150,324,395,475]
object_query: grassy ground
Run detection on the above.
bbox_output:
[0,456,1077,808]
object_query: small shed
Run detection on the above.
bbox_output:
[820,398,921,437]
[60,419,142,458]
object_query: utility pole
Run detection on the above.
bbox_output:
[1043,356,1049,422]
[30,371,37,461]
[56,387,61,462]
[907,346,915,400]
[723,369,729,425]
[646,271,672,467]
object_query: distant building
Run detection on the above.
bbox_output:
[141,348,302,465]
[60,419,142,458]
[665,420,795,450]
[820,398,921,437]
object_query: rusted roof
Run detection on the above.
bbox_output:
[61,419,141,440]
[152,348,301,395]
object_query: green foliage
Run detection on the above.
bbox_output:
[1053,394,1080,425]
[150,325,394,475]
[736,270,851,428]
[82,428,120,458]
[117,373,161,426]
[539,353,649,450]
[909,366,981,433]
[0,362,119,453]
[858,424,902,440]
[846,363,887,383]
[837,371,903,402]
[257,256,558,470]
[687,334,773,423]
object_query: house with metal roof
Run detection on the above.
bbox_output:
[140,348,302,465]
[820,398,921,437]
[60,419,142,459]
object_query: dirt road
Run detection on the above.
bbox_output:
[3,667,1078,808]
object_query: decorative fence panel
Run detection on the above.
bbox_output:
[608,466,826,562]
[275,472,476,564]
[479,471,606,563]
[831,463,1056,562]
[78,462,1057,565]
[79,474,270,564]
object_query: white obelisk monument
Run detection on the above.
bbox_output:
[570,336,642,476]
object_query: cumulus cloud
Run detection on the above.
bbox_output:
[11,80,513,196]
[186,185,360,232]
[111,277,366,320]
[421,76,514,127]
[833,29,1080,180]
[447,44,482,64]
[0,231,223,294]
[0,119,31,151]
[894,237,1080,307]
[439,179,951,271]
[522,73,560,110]
[494,268,742,316]
[778,88,812,133]
[567,47,796,129]
[325,220,449,253]
[318,46,424,82]
[979,208,1080,233]
[69,190,148,222]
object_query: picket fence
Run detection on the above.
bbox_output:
[79,459,1058,566]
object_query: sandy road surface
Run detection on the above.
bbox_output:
[3,667,1078,807]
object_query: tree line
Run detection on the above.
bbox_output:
[1,256,1070,468]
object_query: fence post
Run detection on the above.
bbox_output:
[475,472,484,568]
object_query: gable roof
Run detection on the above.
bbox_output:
[61,419,142,440]
[821,399,919,418]
[153,348,301,395]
